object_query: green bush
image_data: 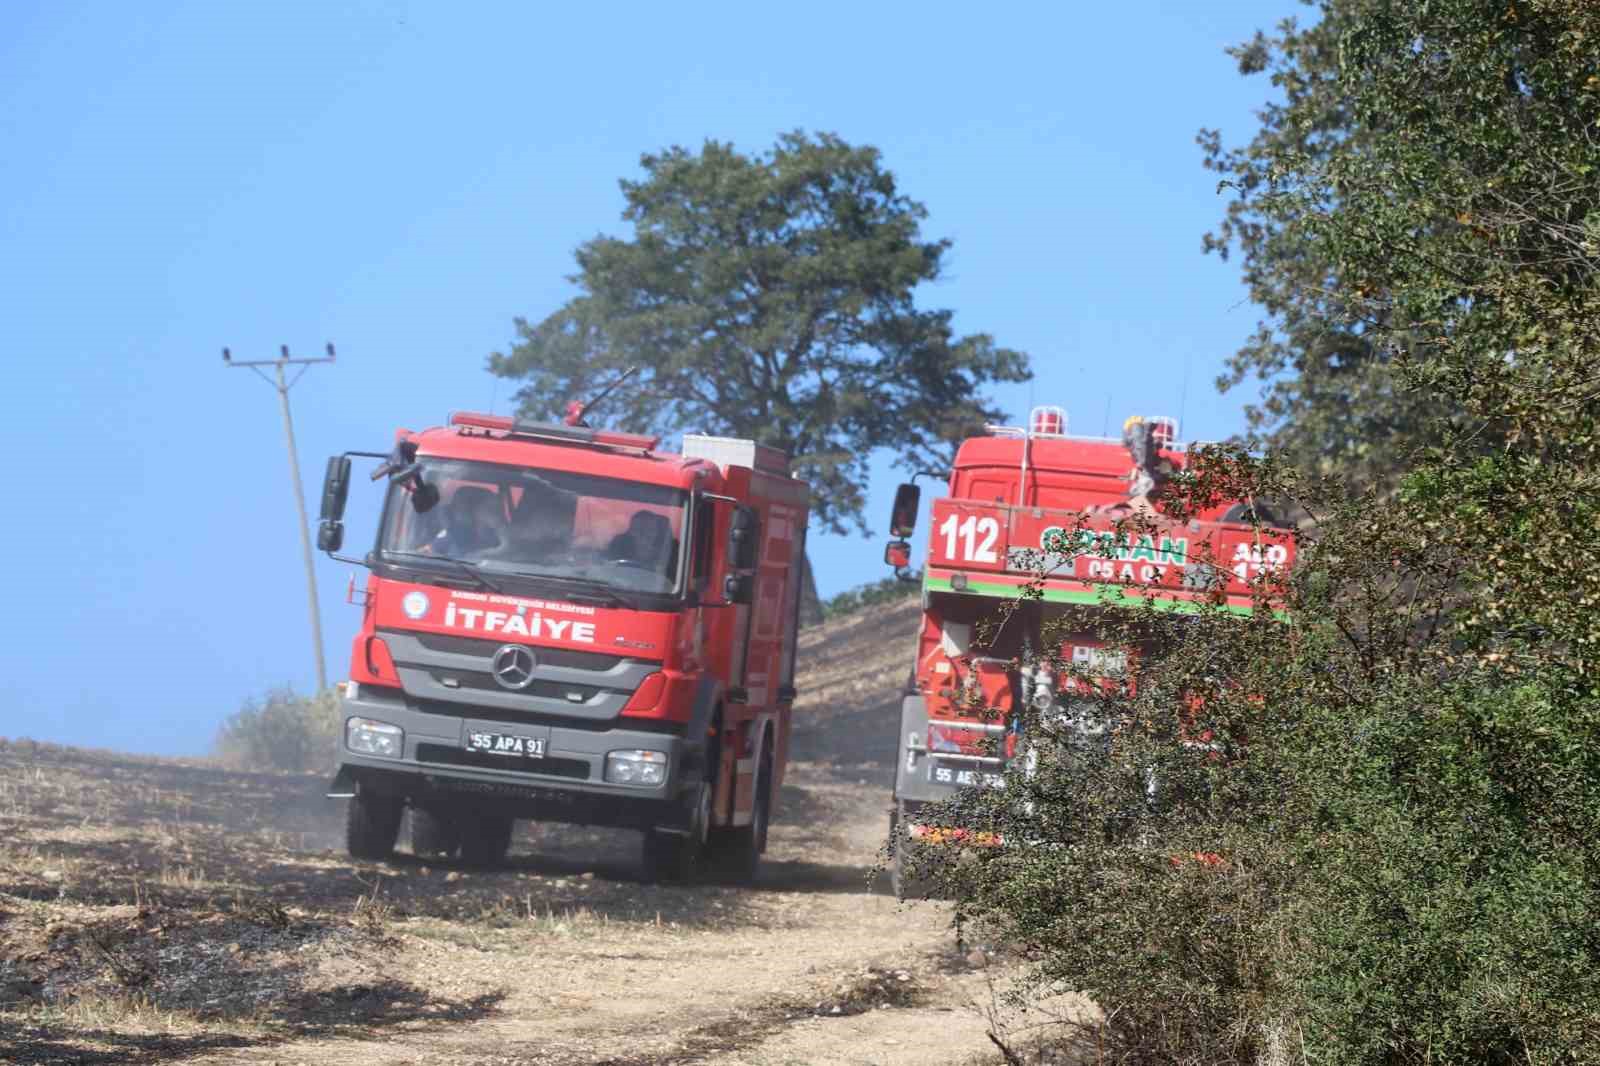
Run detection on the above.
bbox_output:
[214,686,341,773]
[821,575,919,619]
[936,464,1600,1063]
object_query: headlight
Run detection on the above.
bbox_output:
[606,749,667,787]
[346,716,403,758]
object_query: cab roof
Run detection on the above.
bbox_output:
[410,422,715,492]
[953,433,1191,479]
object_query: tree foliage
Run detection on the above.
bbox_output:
[928,2,1600,1061]
[489,131,1029,535]
[1198,0,1600,483]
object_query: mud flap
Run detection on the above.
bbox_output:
[326,764,357,799]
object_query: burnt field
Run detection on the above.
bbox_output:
[0,599,1070,1066]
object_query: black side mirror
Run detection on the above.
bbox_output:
[727,507,759,570]
[723,573,754,605]
[890,483,921,538]
[317,520,345,553]
[320,456,352,522]
[410,480,440,513]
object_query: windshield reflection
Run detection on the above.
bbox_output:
[380,458,688,595]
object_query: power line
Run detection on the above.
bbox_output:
[223,342,336,693]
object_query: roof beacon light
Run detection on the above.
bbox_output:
[1029,406,1067,438]
[1147,415,1179,449]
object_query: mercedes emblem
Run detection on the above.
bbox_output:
[490,644,537,690]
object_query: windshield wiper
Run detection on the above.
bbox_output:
[381,551,504,593]
[507,571,637,609]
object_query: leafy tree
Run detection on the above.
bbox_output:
[489,131,1029,537]
[931,3,1600,1061]
[1199,3,1443,484]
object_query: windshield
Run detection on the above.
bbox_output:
[379,457,690,595]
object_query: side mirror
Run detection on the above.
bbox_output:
[320,456,352,522]
[317,520,345,553]
[409,480,440,513]
[884,540,911,569]
[723,573,754,605]
[889,483,921,538]
[727,506,759,571]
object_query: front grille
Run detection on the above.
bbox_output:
[449,675,603,702]
[416,743,590,780]
[404,630,626,671]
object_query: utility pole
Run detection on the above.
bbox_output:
[223,343,336,693]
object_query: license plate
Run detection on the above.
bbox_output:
[929,763,1004,789]
[466,731,546,759]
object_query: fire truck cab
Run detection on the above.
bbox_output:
[882,407,1292,894]
[316,412,809,882]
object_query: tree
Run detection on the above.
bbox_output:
[489,131,1030,539]
[1199,3,1443,485]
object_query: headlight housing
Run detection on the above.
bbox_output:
[605,749,667,787]
[346,716,403,758]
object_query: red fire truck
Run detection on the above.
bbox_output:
[315,412,809,881]
[881,407,1293,894]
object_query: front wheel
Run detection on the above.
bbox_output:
[890,801,933,900]
[641,780,711,883]
[346,789,403,861]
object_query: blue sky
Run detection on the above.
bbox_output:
[0,1,1302,754]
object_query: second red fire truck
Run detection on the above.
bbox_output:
[881,407,1294,894]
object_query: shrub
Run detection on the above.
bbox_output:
[214,686,341,773]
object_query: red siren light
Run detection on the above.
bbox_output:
[1029,405,1067,437]
[1147,415,1179,448]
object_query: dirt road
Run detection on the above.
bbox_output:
[1,600,1045,1065]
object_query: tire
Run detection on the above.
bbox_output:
[890,801,932,900]
[458,815,514,867]
[346,789,403,862]
[706,748,773,884]
[410,807,461,860]
[641,780,711,883]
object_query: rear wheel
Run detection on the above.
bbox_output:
[346,789,403,861]
[458,815,514,867]
[410,807,461,860]
[706,747,773,884]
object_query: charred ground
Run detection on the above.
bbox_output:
[0,597,1059,1066]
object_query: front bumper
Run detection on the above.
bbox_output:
[329,687,702,831]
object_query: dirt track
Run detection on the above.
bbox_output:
[0,599,1063,1065]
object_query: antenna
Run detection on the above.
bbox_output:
[1177,352,1191,443]
[1101,393,1113,438]
[564,365,642,427]
[222,342,337,692]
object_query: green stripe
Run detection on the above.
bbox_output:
[923,573,1275,618]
